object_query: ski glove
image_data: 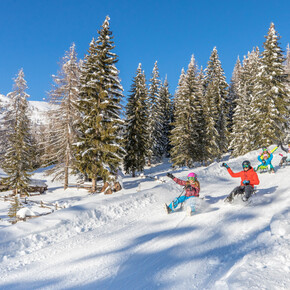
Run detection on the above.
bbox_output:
[243,180,250,185]
[221,163,229,169]
[167,173,174,179]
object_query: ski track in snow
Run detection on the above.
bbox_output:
[0,148,290,289]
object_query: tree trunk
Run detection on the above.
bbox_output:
[64,151,69,190]
[92,178,96,192]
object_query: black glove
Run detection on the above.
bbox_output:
[221,163,229,169]
[167,173,174,179]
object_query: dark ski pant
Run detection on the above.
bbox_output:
[228,185,254,200]
[279,156,290,166]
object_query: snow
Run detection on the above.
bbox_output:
[0,94,55,125]
[0,147,289,289]
[16,207,36,218]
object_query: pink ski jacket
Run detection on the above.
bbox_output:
[173,177,200,197]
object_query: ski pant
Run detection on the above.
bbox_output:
[279,156,290,166]
[168,195,193,211]
[228,185,254,200]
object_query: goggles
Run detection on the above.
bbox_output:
[243,164,250,168]
[188,176,196,181]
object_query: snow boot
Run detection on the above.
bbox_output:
[164,203,172,214]
[224,194,233,203]
[186,205,192,216]
[242,195,248,202]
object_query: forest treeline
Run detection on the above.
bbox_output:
[0,17,289,195]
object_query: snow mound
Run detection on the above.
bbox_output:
[270,209,290,239]
[16,207,36,218]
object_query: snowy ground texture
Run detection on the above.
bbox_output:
[0,146,289,290]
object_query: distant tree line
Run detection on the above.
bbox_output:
[0,19,289,197]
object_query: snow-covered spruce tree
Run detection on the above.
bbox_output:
[170,55,204,167]
[227,57,242,134]
[203,47,229,161]
[45,43,81,189]
[170,68,187,166]
[172,68,186,113]
[196,66,208,163]
[159,77,173,157]
[0,98,6,161]
[74,16,124,192]
[231,48,261,156]
[124,64,149,177]
[1,69,34,195]
[284,44,290,142]
[8,195,23,224]
[147,61,163,165]
[251,23,290,148]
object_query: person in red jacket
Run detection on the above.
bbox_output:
[222,160,260,202]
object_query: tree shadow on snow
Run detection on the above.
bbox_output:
[75,218,271,290]
[71,225,200,289]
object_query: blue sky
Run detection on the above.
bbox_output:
[0,0,289,101]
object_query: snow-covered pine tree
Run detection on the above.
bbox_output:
[170,55,204,167]
[124,64,149,177]
[74,16,124,192]
[227,57,242,134]
[45,43,81,189]
[196,66,207,163]
[172,68,186,111]
[159,77,173,157]
[231,48,261,156]
[0,97,6,161]
[1,69,34,195]
[285,44,290,85]
[170,68,188,166]
[252,23,290,148]
[284,44,290,142]
[8,195,23,224]
[203,47,229,161]
[147,61,163,165]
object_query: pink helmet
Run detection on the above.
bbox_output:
[187,172,196,178]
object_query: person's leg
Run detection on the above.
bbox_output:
[225,186,244,202]
[243,185,254,201]
[279,157,286,166]
[268,163,275,172]
[168,195,187,211]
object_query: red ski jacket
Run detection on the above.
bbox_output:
[173,177,200,197]
[227,167,260,188]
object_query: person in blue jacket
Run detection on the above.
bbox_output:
[256,147,275,173]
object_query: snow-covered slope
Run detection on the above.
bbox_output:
[0,147,289,289]
[0,93,53,125]
[29,100,54,125]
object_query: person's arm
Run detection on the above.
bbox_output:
[268,153,273,162]
[281,144,288,153]
[227,168,242,178]
[173,177,186,186]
